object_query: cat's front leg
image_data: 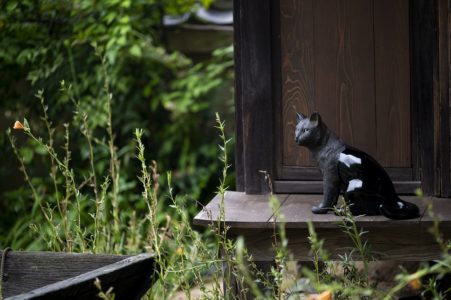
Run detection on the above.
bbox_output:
[312,174,340,214]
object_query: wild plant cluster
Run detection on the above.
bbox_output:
[5,74,451,299]
[0,0,235,241]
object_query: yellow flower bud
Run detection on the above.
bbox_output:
[175,247,184,255]
[307,290,332,300]
[13,121,24,130]
[408,278,422,291]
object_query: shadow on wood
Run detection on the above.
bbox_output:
[0,251,156,300]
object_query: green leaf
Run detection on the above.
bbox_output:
[19,147,34,164]
[129,45,142,57]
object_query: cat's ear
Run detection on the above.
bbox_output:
[309,112,322,127]
[296,112,306,122]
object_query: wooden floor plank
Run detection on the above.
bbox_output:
[267,194,291,223]
[276,194,429,228]
[193,191,288,228]
[195,192,450,229]
[195,192,451,261]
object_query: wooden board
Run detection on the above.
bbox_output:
[274,194,429,228]
[194,192,451,261]
[273,180,421,195]
[280,0,315,167]
[436,0,451,197]
[2,252,126,297]
[411,0,435,195]
[194,192,439,229]
[374,0,411,167]
[194,191,289,229]
[238,0,274,194]
[165,25,232,54]
[233,0,244,192]
[229,227,443,261]
[333,0,377,158]
[2,253,155,300]
[279,0,411,169]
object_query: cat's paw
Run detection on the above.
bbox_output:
[311,205,329,214]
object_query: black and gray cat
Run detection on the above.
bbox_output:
[295,112,419,220]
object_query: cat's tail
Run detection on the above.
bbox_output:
[379,198,420,220]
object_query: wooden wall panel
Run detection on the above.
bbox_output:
[314,0,340,147]
[281,0,315,166]
[335,0,377,158]
[280,0,411,169]
[374,0,411,167]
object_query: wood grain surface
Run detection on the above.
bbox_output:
[233,0,244,191]
[280,0,315,166]
[436,0,451,197]
[411,0,435,195]
[273,180,421,195]
[1,252,155,300]
[194,191,289,228]
[2,252,126,297]
[335,0,376,158]
[239,0,274,194]
[194,192,449,229]
[194,192,451,261]
[374,0,411,167]
[280,0,411,168]
[230,227,443,261]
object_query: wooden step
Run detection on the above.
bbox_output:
[194,191,451,260]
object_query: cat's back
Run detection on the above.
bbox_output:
[338,145,396,195]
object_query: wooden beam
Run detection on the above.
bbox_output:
[436,0,451,197]
[411,0,436,195]
[193,192,449,229]
[238,0,274,194]
[273,180,421,195]
[194,192,451,261]
[230,227,444,261]
[165,25,232,54]
[233,0,244,192]
[278,166,415,181]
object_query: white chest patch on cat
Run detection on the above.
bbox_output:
[346,179,363,192]
[339,153,362,168]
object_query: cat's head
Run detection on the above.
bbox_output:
[295,112,323,147]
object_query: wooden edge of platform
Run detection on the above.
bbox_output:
[194,191,451,229]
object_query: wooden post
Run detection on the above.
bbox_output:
[234,0,274,194]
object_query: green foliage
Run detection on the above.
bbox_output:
[0,0,234,243]
[3,86,451,299]
[5,100,233,298]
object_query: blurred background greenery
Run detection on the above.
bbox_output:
[0,0,235,249]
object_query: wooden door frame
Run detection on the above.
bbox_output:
[410,0,450,197]
[234,0,450,197]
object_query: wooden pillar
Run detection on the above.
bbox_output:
[234,0,274,194]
